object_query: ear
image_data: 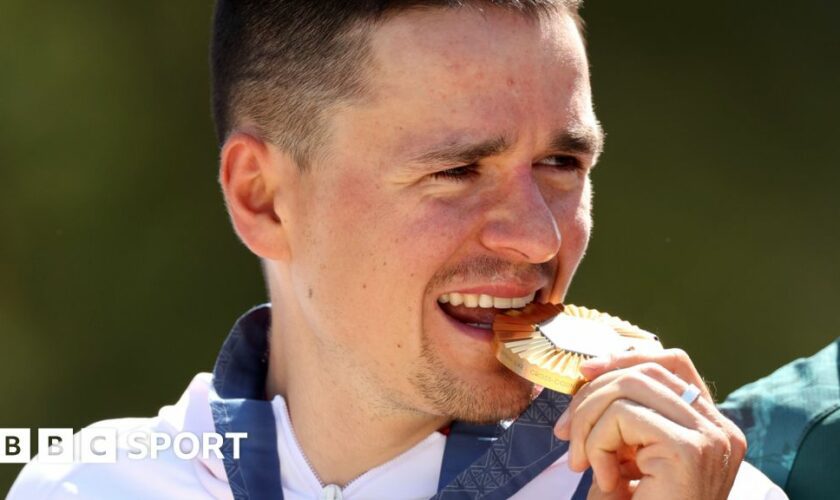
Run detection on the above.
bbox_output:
[218,132,295,261]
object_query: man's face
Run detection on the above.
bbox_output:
[280,8,600,422]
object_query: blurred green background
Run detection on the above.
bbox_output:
[2,0,838,492]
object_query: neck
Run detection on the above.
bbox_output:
[266,307,448,487]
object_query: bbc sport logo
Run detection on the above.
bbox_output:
[0,428,247,464]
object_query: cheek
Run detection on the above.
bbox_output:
[566,208,591,261]
[554,180,592,270]
[289,175,400,332]
[291,177,471,338]
[550,176,591,227]
[572,180,593,245]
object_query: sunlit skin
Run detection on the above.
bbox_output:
[220,6,745,497]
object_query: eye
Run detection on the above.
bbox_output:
[429,164,479,182]
[537,155,583,171]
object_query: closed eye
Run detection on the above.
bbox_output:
[537,155,583,171]
[429,155,583,183]
[429,164,479,182]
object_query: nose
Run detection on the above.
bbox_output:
[478,173,561,264]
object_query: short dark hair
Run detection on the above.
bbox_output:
[211,0,583,167]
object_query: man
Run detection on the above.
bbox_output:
[9,1,785,498]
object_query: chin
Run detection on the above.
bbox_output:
[458,372,535,424]
[411,353,534,424]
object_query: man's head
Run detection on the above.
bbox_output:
[215,1,602,423]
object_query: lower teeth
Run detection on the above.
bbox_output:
[466,323,493,330]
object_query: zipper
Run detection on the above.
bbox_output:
[279,400,365,495]
[320,484,342,500]
[278,398,439,495]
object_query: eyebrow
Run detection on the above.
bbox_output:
[408,124,605,167]
[409,136,510,166]
[550,124,605,159]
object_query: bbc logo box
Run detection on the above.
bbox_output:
[0,429,115,464]
[0,429,31,463]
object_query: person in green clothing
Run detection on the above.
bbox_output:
[720,338,840,499]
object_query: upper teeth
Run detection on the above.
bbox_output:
[437,292,536,309]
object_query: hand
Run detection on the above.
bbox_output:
[553,349,746,499]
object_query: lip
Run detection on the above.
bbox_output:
[436,301,497,343]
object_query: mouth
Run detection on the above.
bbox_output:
[436,291,538,334]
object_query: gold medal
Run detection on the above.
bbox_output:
[493,303,661,394]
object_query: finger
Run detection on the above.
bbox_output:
[554,354,745,491]
[717,420,747,494]
[565,367,704,471]
[633,438,731,499]
[579,392,742,500]
[569,366,747,497]
[585,400,689,493]
[580,348,711,400]
[555,362,737,475]
[631,455,689,499]
[618,457,642,480]
[556,361,697,439]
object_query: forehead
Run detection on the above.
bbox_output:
[372,6,584,74]
[338,7,594,159]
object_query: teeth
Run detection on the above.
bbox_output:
[463,294,479,307]
[493,297,512,308]
[511,296,527,308]
[437,291,536,310]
